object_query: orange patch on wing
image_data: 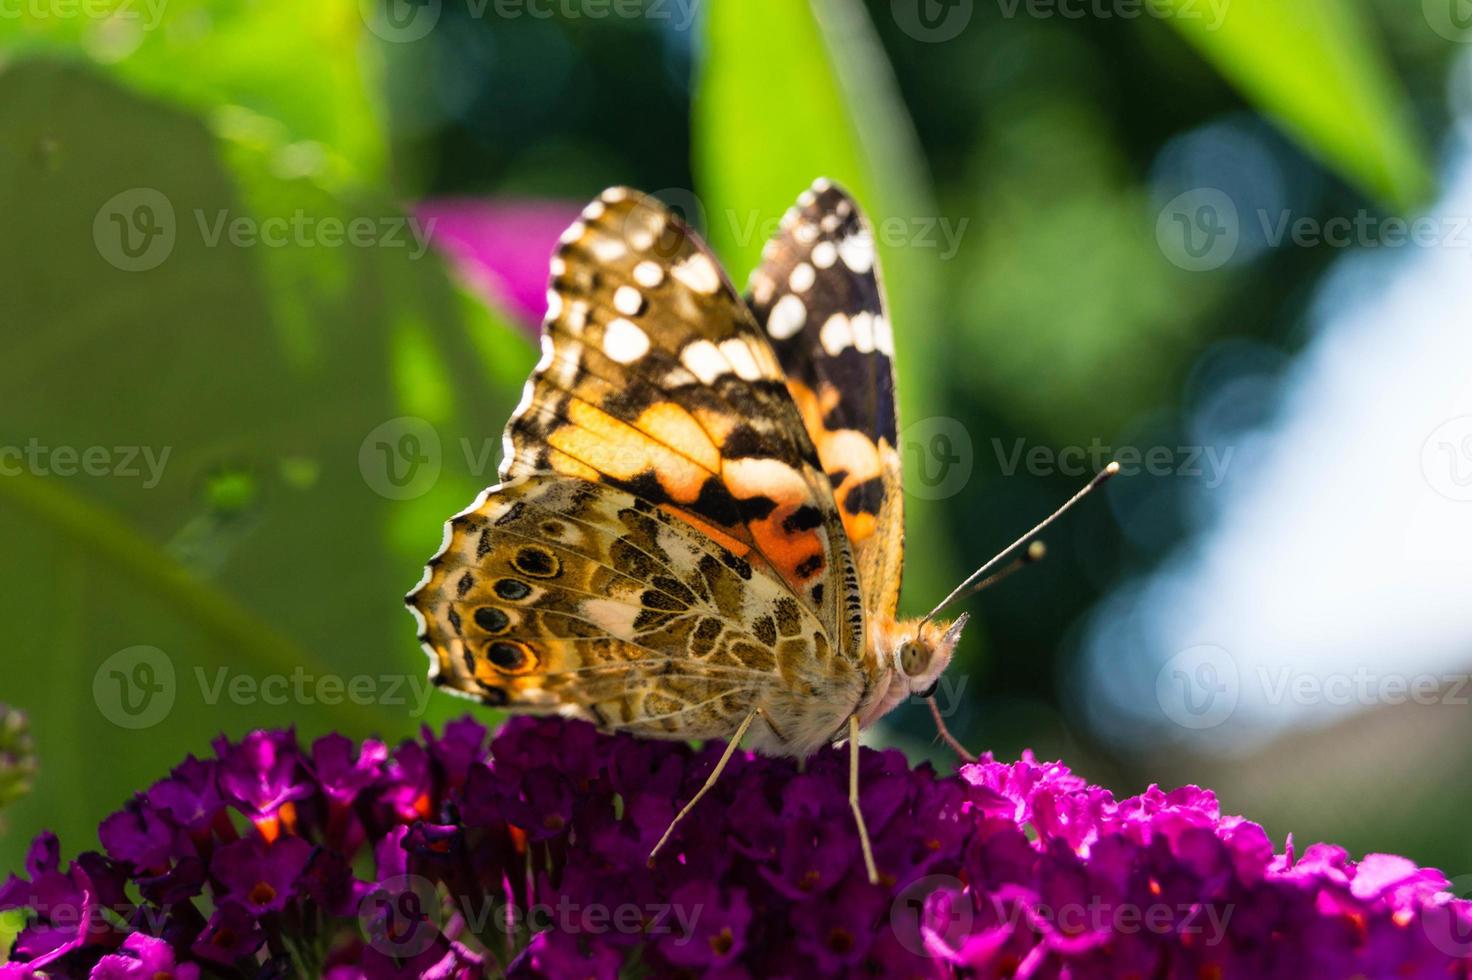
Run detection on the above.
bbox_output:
[722,457,828,590]
[635,402,720,473]
[549,400,707,503]
[549,450,601,482]
[785,381,885,546]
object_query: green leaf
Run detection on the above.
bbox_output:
[694,0,959,616]
[0,59,522,870]
[0,0,387,184]
[1159,0,1431,209]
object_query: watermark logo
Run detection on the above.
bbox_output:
[93,645,176,729]
[359,874,444,958]
[1156,644,1238,730]
[892,0,974,42]
[361,0,442,42]
[1424,873,1472,956]
[1425,0,1472,43]
[1422,417,1472,502]
[902,416,975,500]
[94,188,175,272]
[1156,188,1240,272]
[889,874,973,956]
[360,416,443,500]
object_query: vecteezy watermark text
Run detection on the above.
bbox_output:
[1156,644,1472,731]
[994,0,1228,29]
[0,439,170,488]
[993,438,1234,487]
[359,0,702,43]
[1157,189,1472,272]
[360,874,705,958]
[93,188,435,272]
[0,0,168,28]
[92,646,435,729]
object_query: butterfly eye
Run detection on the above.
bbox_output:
[898,640,928,678]
[915,680,940,700]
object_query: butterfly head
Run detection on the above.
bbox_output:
[891,612,970,699]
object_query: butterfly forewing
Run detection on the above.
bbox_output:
[747,180,905,625]
[500,189,862,649]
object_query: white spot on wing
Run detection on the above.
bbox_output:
[603,318,650,363]
[839,232,875,273]
[874,315,895,356]
[750,270,776,307]
[633,260,665,288]
[851,311,876,353]
[820,312,853,356]
[767,294,808,340]
[672,253,722,295]
[614,286,645,316]
[681,339,729,385]
[550,339,580,386]
[560,221,586,245]
[719,339,762,381]
[566,301,590,335]
[582,598,641,638]
[789,262,816,292]
[812,241,838,269]
[589,235,627,263]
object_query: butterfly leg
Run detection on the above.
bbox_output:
[848,714,880,885]
[647,709,759,869]
[928,696,977,763]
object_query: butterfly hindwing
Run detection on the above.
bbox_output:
[407,474,864,755]
[747,180,905,624]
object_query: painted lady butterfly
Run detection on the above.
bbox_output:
[407,180,1114,882]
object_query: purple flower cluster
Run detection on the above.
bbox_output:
[2,717,1469,978]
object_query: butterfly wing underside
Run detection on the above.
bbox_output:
[408,188,871,753]
[747,180,905,625]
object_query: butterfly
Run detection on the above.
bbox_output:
[407,180,1114,883]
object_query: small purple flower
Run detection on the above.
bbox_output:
[212,730,312,838]
[145,757,223,835]
[506,930,623,980]
[311,733,389,805]
[209,835,313,915]
[658,881,752,968]
[190,900,265,965]
[0,833,109,967]
[98,797,176,871]
[88,933,200,980]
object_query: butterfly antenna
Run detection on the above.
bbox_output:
[921,462,1120,625]
[941,539,1048,609]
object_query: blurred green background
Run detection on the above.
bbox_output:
[2,0,1469,885]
